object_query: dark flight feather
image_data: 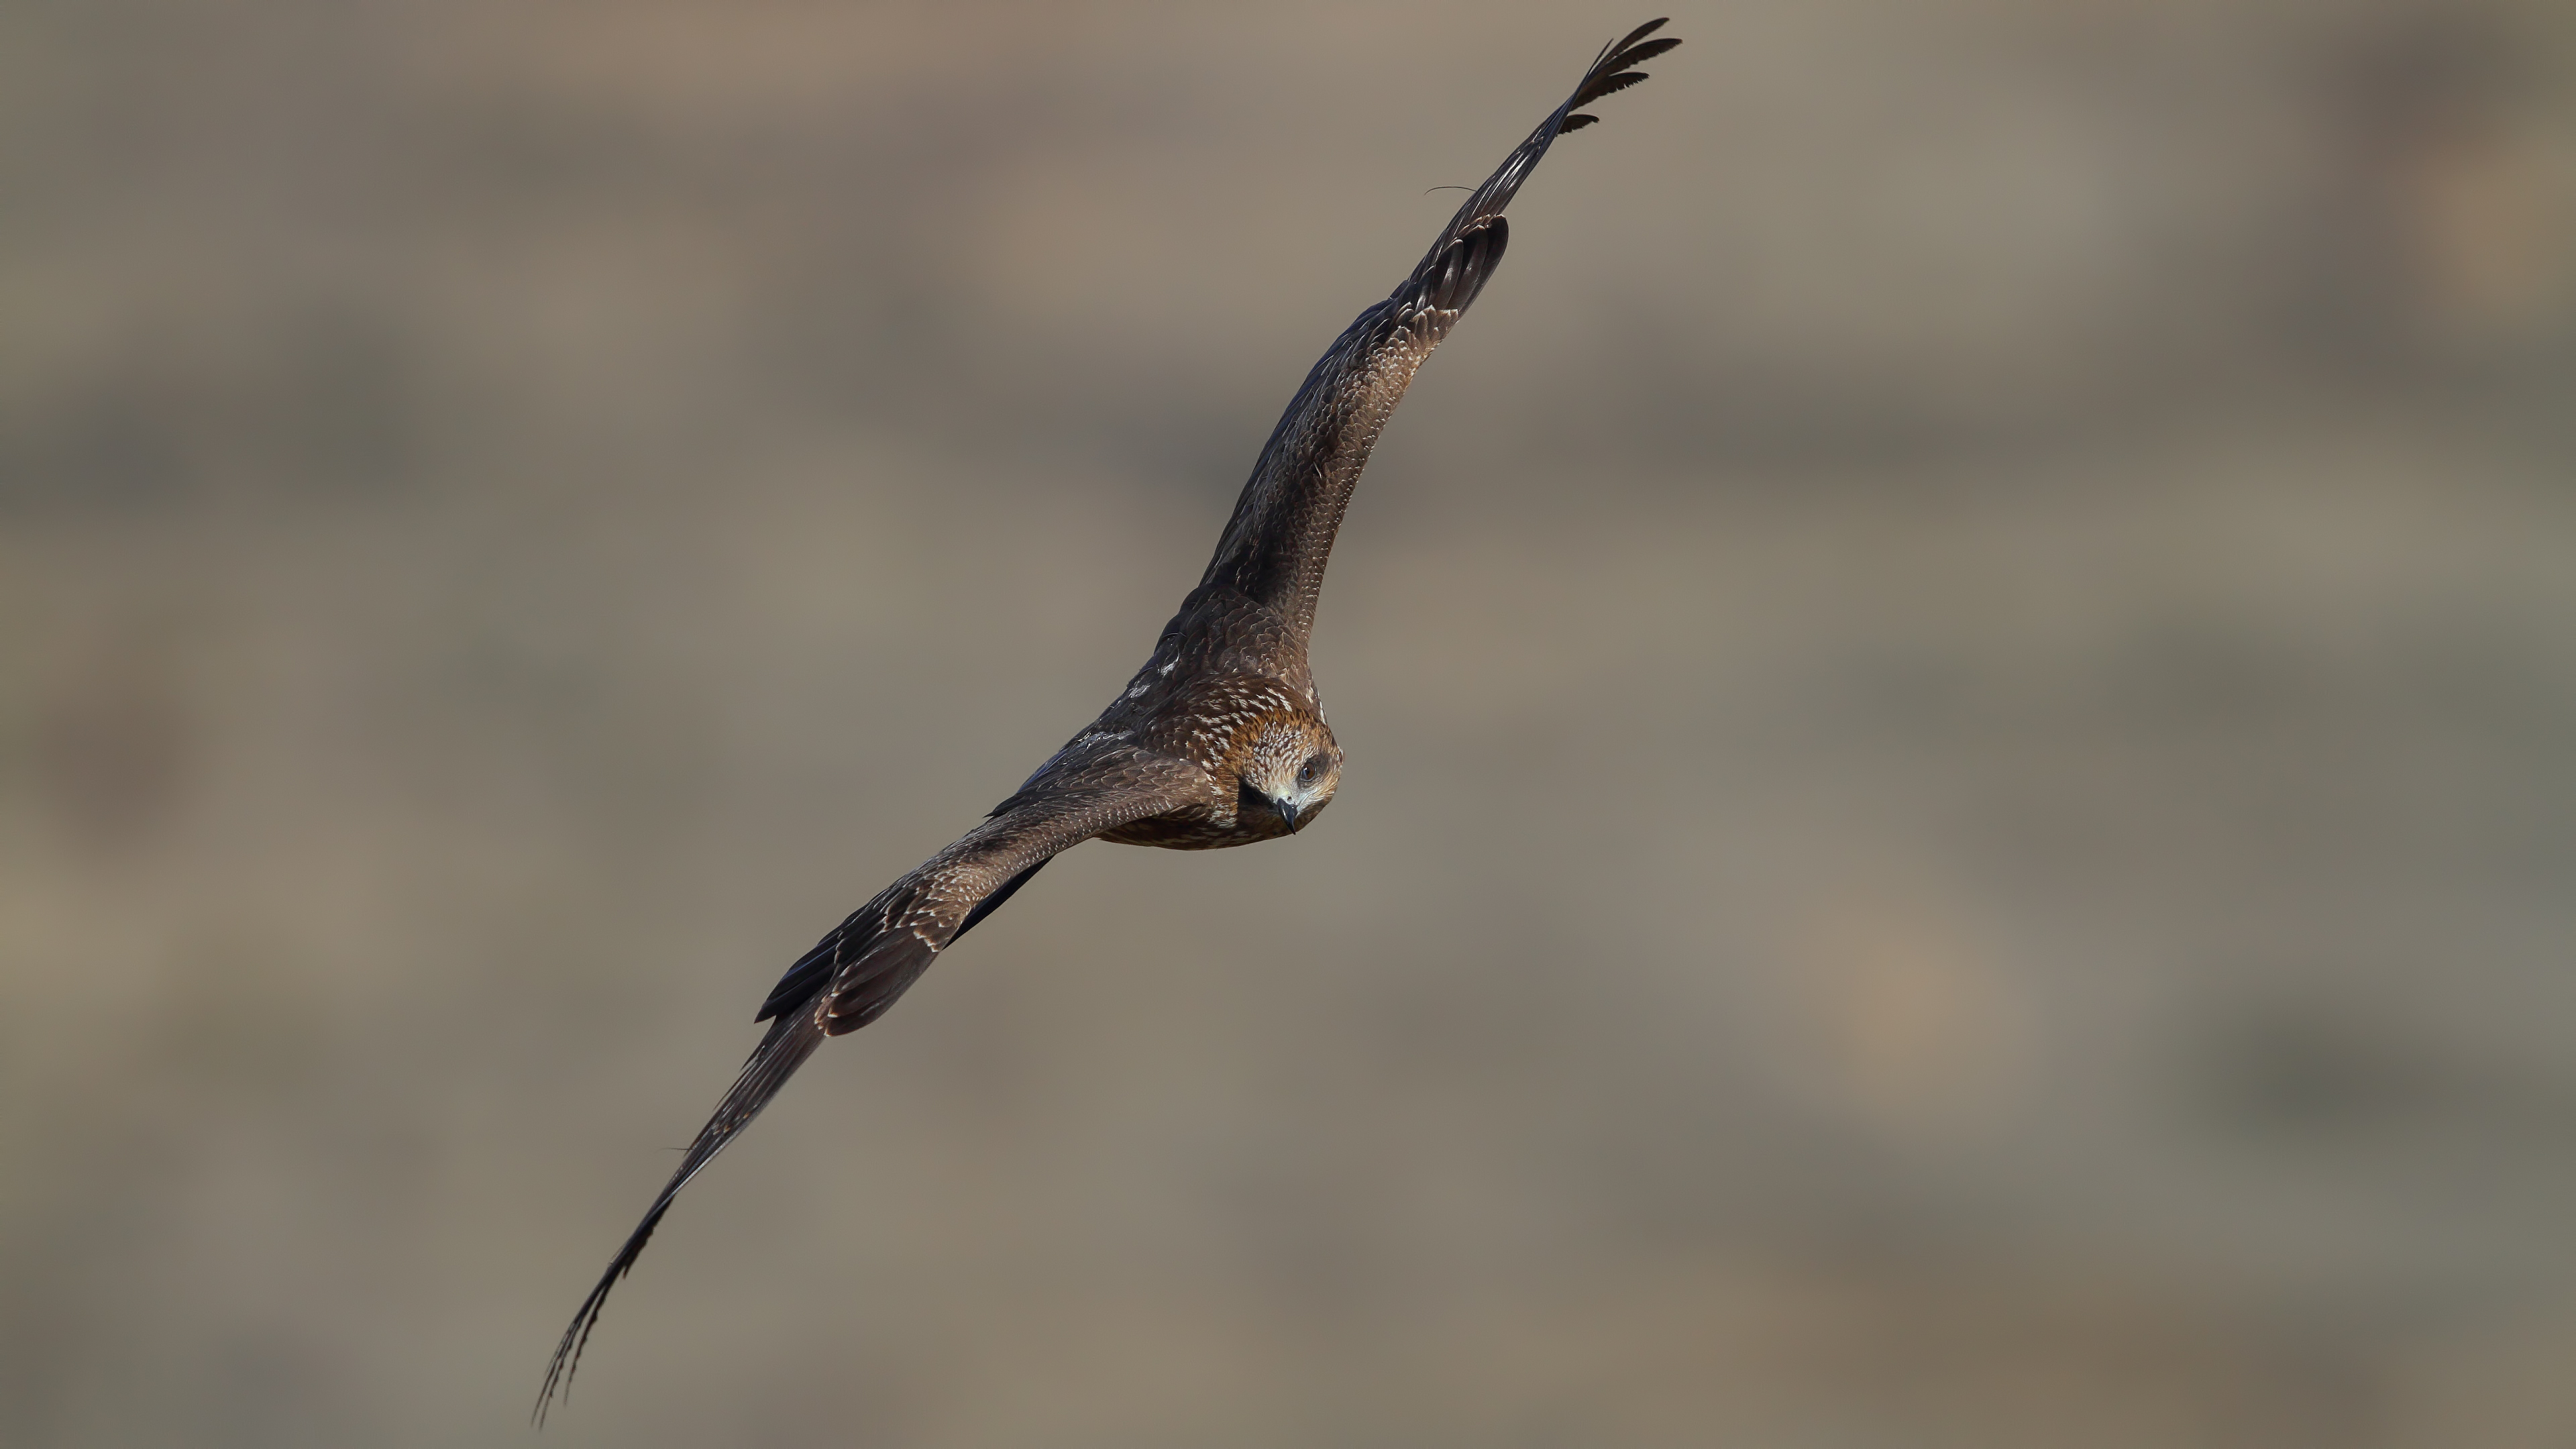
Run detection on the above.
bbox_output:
[536,1010,824,1426]
[953,856,1049,941]
[1578,70,1654,105]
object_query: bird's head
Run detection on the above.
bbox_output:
[1238,716,1340,837]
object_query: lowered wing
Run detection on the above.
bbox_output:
[537,743,1208,1422]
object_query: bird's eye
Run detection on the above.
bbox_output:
[1297,753,1329,786]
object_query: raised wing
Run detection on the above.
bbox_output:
[1195,19,1680,642]
[537,743,1208,1423]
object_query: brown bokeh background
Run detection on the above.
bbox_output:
[5,2,2575,1444]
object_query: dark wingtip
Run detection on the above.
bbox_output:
[1621,16,1671,47]
[1556,20,1679,113]
[535,1010,830,1426]
[1564,20,1682,123]
[1404,16,1681,275]
[534,1224,651,1428]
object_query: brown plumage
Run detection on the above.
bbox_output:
[538,18,1678,1419]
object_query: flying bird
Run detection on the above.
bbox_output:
[540,18,1679,1418]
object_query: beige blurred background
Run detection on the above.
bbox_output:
[5,1,2575,1444]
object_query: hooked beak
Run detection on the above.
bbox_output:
[1271,795,1303,835]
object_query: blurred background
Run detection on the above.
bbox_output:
[3,1,2573,1444]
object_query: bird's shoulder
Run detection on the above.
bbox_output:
[1110,584,1311,710]
[1149,669,1311,741]
[1043,672,1307,782]
[997,727,1220,816]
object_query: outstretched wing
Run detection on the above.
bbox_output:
[1196,18,1680,641]
[537,743,1208,1423]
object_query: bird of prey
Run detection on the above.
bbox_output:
[540,18,1678,1417]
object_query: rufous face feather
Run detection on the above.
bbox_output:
[1238,716,1341,835]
